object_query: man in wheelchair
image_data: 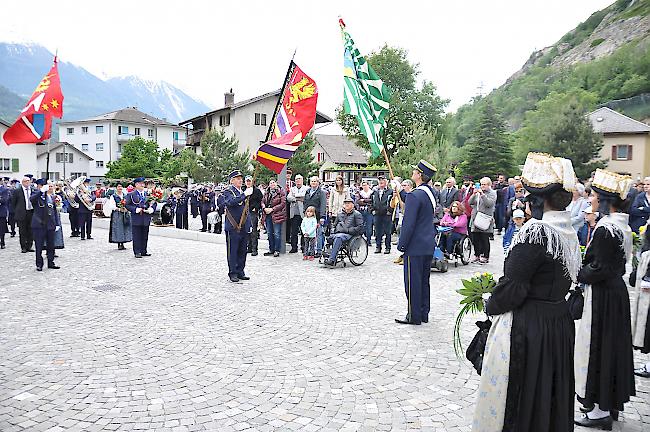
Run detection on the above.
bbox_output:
[323,197,364,267]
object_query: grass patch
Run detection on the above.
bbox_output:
[591,38,606,47]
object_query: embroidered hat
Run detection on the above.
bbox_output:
[412,159,437,178]
[521,152,577,194]
[228,170,243,180]
[591,168,632,200]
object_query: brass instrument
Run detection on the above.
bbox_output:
[71,176,94,211]
[63,179,80,209]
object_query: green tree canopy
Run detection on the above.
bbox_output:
[461,101,516,179]
[391,127,460,182]
[105,137,161,179]
[194,129,251,184]
[337,45,449,162]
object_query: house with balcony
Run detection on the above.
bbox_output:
[589,107,650,180]
[0,118,38,179]
[180,89,332,156]
[58,107,186,182]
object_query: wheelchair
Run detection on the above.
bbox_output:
[436,226,473,268]
[319,234,369,267]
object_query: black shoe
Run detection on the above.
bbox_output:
[289,249,298,254]
[118,244,125,250]
[200,229,206,232]
[394,317,421,325]
[580,403,595,413]
[611,410,619,421]
[10,234,15,237]
[36,266,42,271]
[422,317,429,323]
[263,252,274,256]
[229,275,240,283]
[54,254,59,258]
[251,251,258,256]
[48,264,60,269]
[323,260,335,267]
[574,414,612,430]
[142,253,151,257]
[87,236,93,240]
[374,248,382,254]
[80,237,85,240]
[273,251,280,257]
[634,365,650,378]
[27,248,34,252]
[314,252,322,258]
[135,253,142,258]
[238,275,250,281]
[384,249,391,254]
[1,245,4,249]
[21,249,27,253]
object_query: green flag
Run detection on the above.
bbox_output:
[340,19,391,157]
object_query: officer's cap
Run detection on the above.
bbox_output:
[228,170,243,180]
[2,176,9,181]
[412,160,437,178]
[133,177,146,183]
[83,178,91,183]
[35,178,47,186]
[24,174,34,179]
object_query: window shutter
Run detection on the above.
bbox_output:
[69,153,73,163]
[611,145,617,160]
[11,159,19,172]
[628,145,633,161]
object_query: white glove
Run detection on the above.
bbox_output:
[390,179,400,190]
[55,226,60,232]
[146,207,154,214]
[40,184,49,193]
[136,208,142,214]
[244,187,253,197]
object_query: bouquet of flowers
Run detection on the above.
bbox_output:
[453,272,496,358]
[117,198,127,212]
[146,188,164,208]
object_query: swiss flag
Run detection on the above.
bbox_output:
[3,57,63,145]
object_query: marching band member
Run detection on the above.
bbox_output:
[0,177,10,249]
[75,178,96,240]
[199,186,214,232]
[125,177,156,258]
[108,182,132,251]
[30,179,60,271]
[173,188,189,230]
[217,170,252,283]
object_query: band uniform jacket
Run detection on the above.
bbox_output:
[125,190,157,226]
[217,186,252,233]
[30,191,60,230]
[397,185,436,256]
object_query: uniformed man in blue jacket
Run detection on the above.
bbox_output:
[396,160,437,325]
[30,179,61,271]
[125,177,156,258]
[218,170,252,283]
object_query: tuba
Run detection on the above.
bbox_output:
[71,176,94,211]
[63,179,79,209]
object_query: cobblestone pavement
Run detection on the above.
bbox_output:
[0,225,648,431]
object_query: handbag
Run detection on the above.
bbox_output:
[473,195,492,231]
[466,318,492,375]
[567,284,584,320]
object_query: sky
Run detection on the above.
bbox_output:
[0,0,615,129]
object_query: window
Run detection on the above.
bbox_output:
[71,172,83,178]
[219,114,230,126]
[254,113,267,126]
[118,126,129,135]
[118,143,122,153]
[254,113,260,125]
[96,125,104,134]
[96,143,104,151]
[81,126,88,134]
[55,153,73,163]
[96,161,104,168]
[134,127,141,136]
[148,129,154,138]
[67,127,74,135]
[612,144,633,161]
[81,143,89,151]
[317,152,326,162]
[173,131,179,142]
[0,158,10,171]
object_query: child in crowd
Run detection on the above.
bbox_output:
[503,209,525,253]
[577,206,598,247]
[301,206,318,261]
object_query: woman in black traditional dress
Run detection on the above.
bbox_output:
[574,168,635,430]
[108,182,132,250]
[473,153,580,432]
[630,223,650,379]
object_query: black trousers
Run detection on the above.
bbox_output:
[200,210,208,231]
[226,230,249,277]
[374,214,392,250]
[248,211,259,253]
[68,207,80,233]
[0,216,6,246]
[17,210,33,251]
[403,255,432,323]
[289,215,302,251]
[472,231,491,258]
[132,225,150,255]
[175,210,188,230]
[33,227,55,268]
[78,212,92,238]
[8,213,15,235]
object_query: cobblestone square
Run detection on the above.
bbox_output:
[1,224,649,431]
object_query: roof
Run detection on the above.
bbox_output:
[588,107,650,134]
[59,107,182,128]
[36,142,94,160]
[315,134,368,165]
[180,90,333,125]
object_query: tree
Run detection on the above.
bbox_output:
[105,137,161,178]
[254,133,322,184]
[391,127,459,182]
[534,103,605,180]
[337,45,448,162]
[461,101,516,179]
[194,129,251,183]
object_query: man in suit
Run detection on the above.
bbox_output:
[125,177,156,258]
[75,178,96,240]
[243,175,263,256]
[0,177,10,249]
[440,177,459,212]
[371,175,394,254]
[30,179,60,271]
[396,160,437,325]
[11,176,35,253]
[218,170,252,283]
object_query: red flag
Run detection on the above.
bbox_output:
[3,57,63,145]
[255,62,318,174]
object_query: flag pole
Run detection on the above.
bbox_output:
[381,147,394,179]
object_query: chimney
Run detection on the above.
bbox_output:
[224,88,234,107]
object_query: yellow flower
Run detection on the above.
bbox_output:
[640,225,647,236]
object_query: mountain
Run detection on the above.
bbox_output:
[450,0,650,148]
[0,43,211,125]
[0,84,22,122]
